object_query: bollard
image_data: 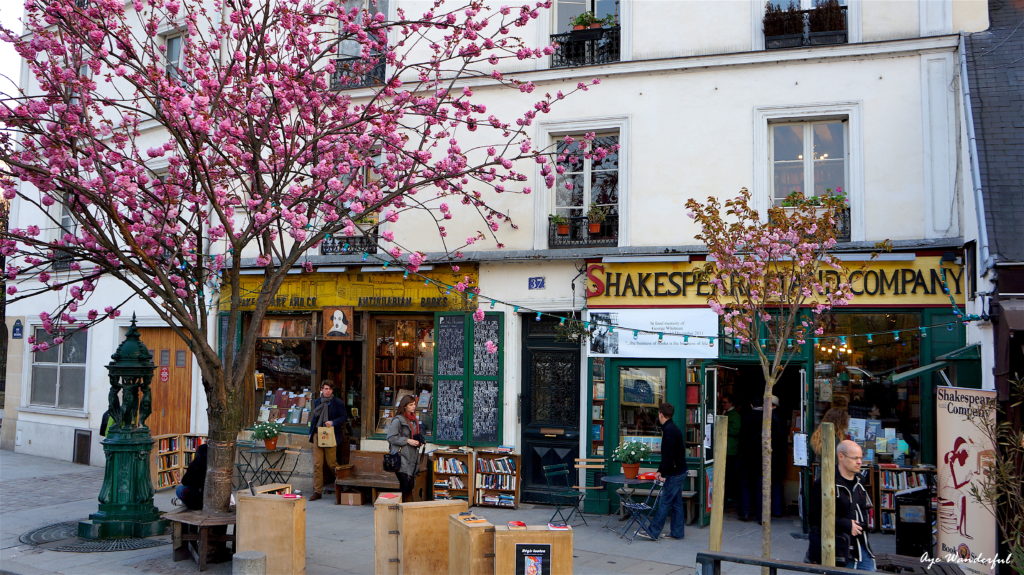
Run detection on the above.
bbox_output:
[232,550,267,575]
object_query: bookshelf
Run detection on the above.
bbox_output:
[182,434,206,467]
[473,451,519,509]
[432,450,474,503]
[590,358,606,457]
[151,433,182,490]
[684,367,702,460]
[875,465,934,533]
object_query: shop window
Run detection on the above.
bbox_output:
[372,317,436,438]
[254,316,316,425]
[813,312,922,465]
[432,312,504,446]
[29,327,87,410]
[618,365,666,454]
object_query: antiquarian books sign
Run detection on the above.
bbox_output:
[587,309,719,359]
[935,386,997,575]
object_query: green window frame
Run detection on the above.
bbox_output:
[432,311,504,446]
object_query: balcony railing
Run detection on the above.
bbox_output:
[548,215,618,249]
[330,56,385,90]
[320,233,378,256]
[774,206,850,241]
[764,5,847,49]
[550,26,621,69]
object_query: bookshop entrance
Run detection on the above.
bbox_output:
[319,339,363,453]
[136,327,193,437]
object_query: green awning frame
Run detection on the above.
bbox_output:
[891,361,948,384]
[937,344,981,361]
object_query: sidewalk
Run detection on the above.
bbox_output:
[0,449,894,574]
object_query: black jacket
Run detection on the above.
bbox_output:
[807,469,874,564]
[308,396,348,445]
[180,444,207,510]
[657,419,687,477]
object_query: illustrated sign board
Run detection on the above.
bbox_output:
[587,308,719,359]
[935,386,997,574]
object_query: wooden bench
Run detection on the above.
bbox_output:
[334,449,428,504]
[164,509,236,572]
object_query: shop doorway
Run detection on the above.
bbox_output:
[520,317,580,504]
[136,327,193,437]
[319,340,363,459]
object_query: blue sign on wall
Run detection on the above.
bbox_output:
[12,319,23,339]
[528,277,545,290]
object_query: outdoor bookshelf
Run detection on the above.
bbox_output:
[590,358,606,457]
[684,367,703,460]
[473,451,519,509]
[876,465,934,533]
[432,449,474,503]
[151,433,182,490]
[182,434,207,467]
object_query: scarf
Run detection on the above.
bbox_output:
[313,398,331,428]
[404,411,420,437]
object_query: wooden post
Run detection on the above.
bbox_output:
[820,422,836,567]
[709,415,728,552]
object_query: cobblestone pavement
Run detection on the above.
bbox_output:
[2,470,106,513]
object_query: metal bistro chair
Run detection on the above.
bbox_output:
[542,463,587,526]
[265,448,300,485]
[620,479,663,544]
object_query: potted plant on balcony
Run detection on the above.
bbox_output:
[586,203,609,234]
[549,214,570,236]
[763,1,804,49]
[807,0,847,45]
[569,11,601,30]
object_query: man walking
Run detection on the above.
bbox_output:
[638,402,687,540]
[722,394,742,510]
[308,381,347,501]
[808,440,875,571]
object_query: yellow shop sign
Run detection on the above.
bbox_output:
[223,264,478,312]
[585,256,963,307]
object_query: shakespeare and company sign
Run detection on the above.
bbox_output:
[935,387,997,575]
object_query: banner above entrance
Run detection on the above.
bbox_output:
[585,256,964,308]
[587,308,720,358]
[225,265,478,312]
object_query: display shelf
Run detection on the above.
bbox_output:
[590,358,606,457]
[473,451,519,508]
[151,433,182,490]
[182,434,206,467]
[684,367,704,460]
[875,464,934,533]
[432,449,474,502]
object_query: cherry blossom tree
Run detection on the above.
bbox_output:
[685,188,856,559]
[0,0,605,512]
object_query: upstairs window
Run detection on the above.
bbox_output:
[763,0,848,49]
[30,328,88,410]
[550,131,619,248]
[550,0,621,68]
[165,33,184,81]
[770,120,846,204]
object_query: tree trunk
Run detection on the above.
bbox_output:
[761,379,776,565]
[202,378,243,514]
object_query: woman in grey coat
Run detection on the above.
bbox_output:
[385,395,423,501]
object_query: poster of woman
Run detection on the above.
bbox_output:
[323,307,354,340]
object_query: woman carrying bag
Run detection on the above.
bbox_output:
[385,394,424,502]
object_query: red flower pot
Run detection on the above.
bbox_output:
[622,462,640,479]
[264,437,278,451]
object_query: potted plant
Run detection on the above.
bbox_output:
[586,203,609,233]
[807,0,846,45]
[612,440,652,479]
[763,1,804,49]
[252,420,284,450]
[549,214,570,236]
[569,11,600,30]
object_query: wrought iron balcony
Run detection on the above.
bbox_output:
[550,26,621,69]
[548,215,618,249]
[773,206,851,242]
[330,56,385,90]
[320,233,378,256]
[764,5,847,50]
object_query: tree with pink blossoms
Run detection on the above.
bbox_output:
[0,0,606,513]
[685,188,858,559]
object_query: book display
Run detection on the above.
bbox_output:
[151,433,208,490]
[432,449,473,502]
[182,434,206,467]
[372,318,435,438]
[684,366,703,460]
[590,358,606,457]
[473,451,520,509]
[876,465,934,533]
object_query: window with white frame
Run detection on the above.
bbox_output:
[555,132,619,218]
[52,201,78,271]
[29,327,88,409]
[165,32,184,80]
[770,119,847,205]
[554,0,619,29]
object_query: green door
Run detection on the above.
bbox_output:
[605,359,684,473]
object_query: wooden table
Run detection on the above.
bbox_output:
[164,510,236,572]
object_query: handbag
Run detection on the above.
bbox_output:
[317,426,337,448]
[383,451,402,472]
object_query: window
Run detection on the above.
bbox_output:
[165,33,184,81]
[30,328,88,409]
[550,0,621,68]
[554,0,618,30]
[762,0,850,49]
[432,312,504,446]
[550,131,619,247]
[53,202,77,271]
[372,317,435,438]
[332,0,388,89]
[770,120,846,205]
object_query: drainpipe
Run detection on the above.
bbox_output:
[959,32,994,273]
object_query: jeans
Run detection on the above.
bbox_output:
[845,554,876,572]
[646,473,685,539]
[175,484,187,501]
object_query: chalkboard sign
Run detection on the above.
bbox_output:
[437,315,465,376]
[472,317,500,377]
[435,378,464,442]
[472,380,499,443]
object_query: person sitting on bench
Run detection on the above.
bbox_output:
[176,443,207,510]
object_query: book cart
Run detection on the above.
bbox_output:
[473,451,520,508]
[432,449,474,503]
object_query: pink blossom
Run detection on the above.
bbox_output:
[485,340,498,354]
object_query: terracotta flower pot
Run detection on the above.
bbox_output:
[588,222,602,234]
[590,23,603,29]
[622,462,640,479]
[573,25,585,30]
[556,224,570,235]
[264,437,278,451]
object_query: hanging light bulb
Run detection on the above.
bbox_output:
[535,312,542,321]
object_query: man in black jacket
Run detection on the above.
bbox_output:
[308,381,348,501]
[639,402,687,540]
[807,439,875,571]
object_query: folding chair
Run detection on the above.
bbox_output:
[265,448,300,484]
[542,463,587,526]
[620,479,663,544]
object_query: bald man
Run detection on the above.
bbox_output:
[807,440,876,571]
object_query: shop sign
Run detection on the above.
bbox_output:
[585,256,963,307]
[935,386,997,574]
[225,265,479,312]
[12,320,22,339]
[159,366,170,383]
[587,308,719,359]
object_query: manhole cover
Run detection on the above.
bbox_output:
[19,521,169,553]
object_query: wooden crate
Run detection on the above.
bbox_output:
[448,513,494,575]
[397,500,468,575]
[236,493,306,575]
[493,525,573,575]
[374,492,403,575]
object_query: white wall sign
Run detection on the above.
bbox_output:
[587,309,719,359]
